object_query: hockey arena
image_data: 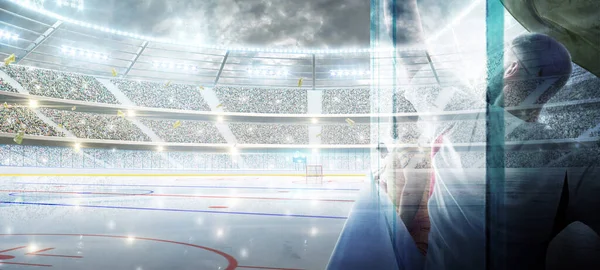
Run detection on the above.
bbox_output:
[1,0,599,269]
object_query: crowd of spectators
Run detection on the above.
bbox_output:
[373,88,417,113]
[503,79,544,107]
[322,88,370,114]
[2,66,119,104]
[139,118,226,144]
[506,103,600,141]
[0,77,18,92]
[444,92,486,111]
[505,150,567,168]
[111,79,211,111]
[39,108,150,141]
[321,124,370,144]
[540,74,600,104]
[229,123,309,144]
[213,86,307,114]
[0,103,63,137]
[396,123,422,144]
[404,85,443,112]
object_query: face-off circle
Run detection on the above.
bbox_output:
[0,234,238,270]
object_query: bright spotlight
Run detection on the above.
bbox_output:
[127,110,136,117]
[28,100,38,108]
[74,143,81,150]
[311,118,318,124]
[157,146,164,152]
[217,116,224,123]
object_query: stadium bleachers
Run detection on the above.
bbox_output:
[111,79,211,111]
[2,66,119,104]
[213,86,307,114]
[39,108,151,141]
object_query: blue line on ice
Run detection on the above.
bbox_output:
[0,201,349,219]
[14,182,361,191]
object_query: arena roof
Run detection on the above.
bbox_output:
[0,0,528,88]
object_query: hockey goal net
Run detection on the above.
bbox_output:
[305,164,323,184]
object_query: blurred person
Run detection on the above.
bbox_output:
[406,33,600,270]
[378,0,600,267]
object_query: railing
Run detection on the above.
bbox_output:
[0,144,371,172]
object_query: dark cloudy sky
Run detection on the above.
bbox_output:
[63,0,470,48]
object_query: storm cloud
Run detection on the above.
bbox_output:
[72,0,470,49]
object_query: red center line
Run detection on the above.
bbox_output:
[26,247,83,259]
[0,190,355,203]
[0,261,52,267]
[237,266,304,270]
[26,247,54,254]
[0,246,26,253]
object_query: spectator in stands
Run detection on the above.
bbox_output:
[2,66,119,104]
[140,119,226,143]
[214,86,307,114]
[40,108,150,141]
[112,79,211,111]
[0,104,63,137]
[0,78,18,93]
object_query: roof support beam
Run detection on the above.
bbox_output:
[213,51,230,86]
[16,20,62,64]
[123,41,148,77]
[425,51,441,85]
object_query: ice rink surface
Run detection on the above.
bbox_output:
[0,175,365,270]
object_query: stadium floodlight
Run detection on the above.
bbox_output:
[28,99,38,108]
[0,31,18,41]
[62,46,107,61]
[330,69,370,77]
